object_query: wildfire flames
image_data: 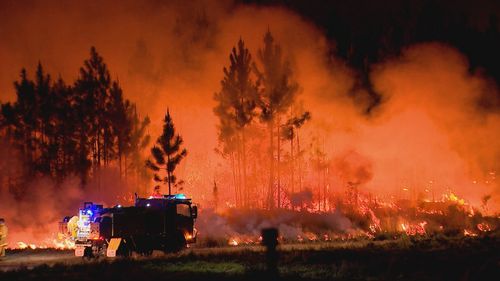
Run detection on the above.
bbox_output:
[400,221,427,236]
[13,238,75,250]
[0,1,499,251]
[4,187,497,250]
[215,189,497,247]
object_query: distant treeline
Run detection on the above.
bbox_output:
[0,47,151,199]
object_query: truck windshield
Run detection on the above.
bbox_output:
[176,204,191,217]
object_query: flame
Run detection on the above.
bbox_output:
[16,242,37,250]
[11,187,496,251]
[463,229,478,237]
[222,187,495,247]
[13,236,76,250]
[52,238,76,249]
[400,221,427,236]
[444,192,467,205]
[304,232,318,241]
[477,223,492,232]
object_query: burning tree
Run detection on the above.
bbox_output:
[125,105,151,195]
[75,47,115,172]
[281,110,311,195]
[214,38,258,207]
[213,31,305,209]
[146,109,187,196]
[255,30,299,209]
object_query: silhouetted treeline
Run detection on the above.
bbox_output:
[0,47,150,199]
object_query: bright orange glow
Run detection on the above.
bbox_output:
[0,1,498,246]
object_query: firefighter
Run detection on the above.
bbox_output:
[0,218,7,257]
[151,185,162,198]
[67,216,79,239]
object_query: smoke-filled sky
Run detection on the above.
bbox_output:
[0,0,499,210]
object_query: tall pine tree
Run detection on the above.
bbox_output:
[255,30,299,209]
[214,38,258,207]
[146,109,187,195]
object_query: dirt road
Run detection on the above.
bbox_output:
[0,241,384,272]
[0,250,79,271]
[0,246,259,272]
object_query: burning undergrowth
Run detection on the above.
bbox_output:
[197,207,352,246]
[196,189,500,247]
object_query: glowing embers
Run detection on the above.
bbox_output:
[464,222,494,236]
[400,221,427,236]
[227,235,261,246]
[16,242,37,250]
[442,191,466,206]
[52,237,76,249]
[476,222,491,232]
[463,229,478,237]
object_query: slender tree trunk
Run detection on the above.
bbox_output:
[252,155,258,208]
[96,130,101,194]
[297,132,302,192]
[277,117,281,209]
[124,154,128,180]
[103,131,107,167]
[242,128,248,208]
[322,140,327,211]
[290,135,294,193]
[290,132,294,210]
[97,130,101,167]
[268,119,275,209]
[119,149,122,178]
[317,153,321,211]
[323,166,326,211]
[167,154,172,195]
[230,152,239,206]
[236,135,243,207]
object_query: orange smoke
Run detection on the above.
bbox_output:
[0,0,498,245]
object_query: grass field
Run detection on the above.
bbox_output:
[0,233,498,281]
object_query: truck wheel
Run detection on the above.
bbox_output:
[117,240,131,257]
[99,244,108,257]
[163,233,186,253]
[143,248,153,256]
[83,246,93,259]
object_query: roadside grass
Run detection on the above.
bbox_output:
[142,260,246,275]
[0,233,498,281]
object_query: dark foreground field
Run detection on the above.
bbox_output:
[1,234,499,281]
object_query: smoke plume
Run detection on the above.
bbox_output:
[0,0,498,245]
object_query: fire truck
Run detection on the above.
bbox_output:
[60,194,198,258]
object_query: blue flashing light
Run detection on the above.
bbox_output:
[175,194,187,200]
[86,209,93,216]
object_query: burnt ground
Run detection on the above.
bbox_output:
[0,234,499,281]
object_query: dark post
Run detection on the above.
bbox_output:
[261,227,279,278]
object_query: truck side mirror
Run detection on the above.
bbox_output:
[191,206,198,219]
